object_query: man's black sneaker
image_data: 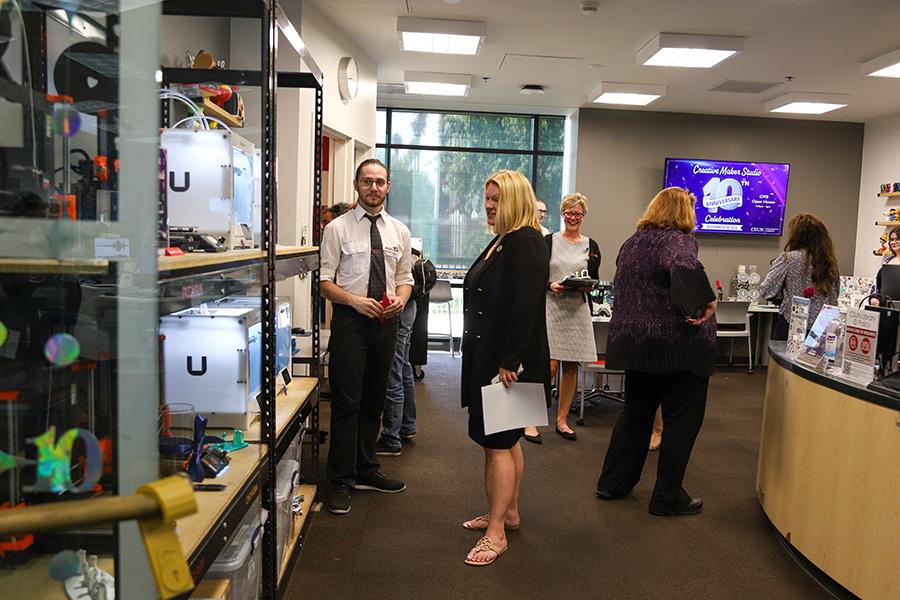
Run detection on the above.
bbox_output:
[352,471,406,493]
[327,484,352,514]
[375,439,401,456]
[400,431,417,441]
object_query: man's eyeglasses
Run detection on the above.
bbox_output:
[537,209,547,214]
[562,211,585,219]
[358,178,388,188]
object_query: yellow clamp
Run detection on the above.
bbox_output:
[137,475,198,599]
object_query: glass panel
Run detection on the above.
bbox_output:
[376,109,387,145]
[0,2,165,598]
[389,111,533,150]
[535,154,564,232]
[538,116,565,152]
[388,148,532,270]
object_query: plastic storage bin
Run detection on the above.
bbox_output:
[275,459,300,570]
[285,424,306,467]
[206,506,268,600]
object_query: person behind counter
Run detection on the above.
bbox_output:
[759,213,839,339]
[595,187,717,517]
[870,227,900,306]
[460,170,550,566]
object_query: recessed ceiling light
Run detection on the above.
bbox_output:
[397,17,486,55]
[589,82,666,106]
[404,71,472,96]
[862,47,900,78]
[520,85,545,96]
[764,92,850,115]
[637,33,743,68]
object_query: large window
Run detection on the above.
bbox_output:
[378,109,565,270]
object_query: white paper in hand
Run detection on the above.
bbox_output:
[481,382,548,435]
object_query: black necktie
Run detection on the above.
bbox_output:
[366,214,386,300]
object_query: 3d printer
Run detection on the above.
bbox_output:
[161,129,260,252]
[159,305,262,429]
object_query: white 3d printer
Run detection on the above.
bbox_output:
[161,129,260,250]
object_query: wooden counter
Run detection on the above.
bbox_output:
[757,344,900,599]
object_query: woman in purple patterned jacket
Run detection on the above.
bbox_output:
[595,187,717,517]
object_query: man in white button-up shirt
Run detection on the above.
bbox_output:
[320,158,414,515]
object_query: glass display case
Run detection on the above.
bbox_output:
[0,1,322,598]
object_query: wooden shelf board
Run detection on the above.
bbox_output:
[0,258,109,275]
[158,246,317,277]
[159,248,264,274]
[277,483,317,586]
[1,555,115,600]
[874,221,900,226]
[239,378,317,443]
[878,191,900,197]
[202,97,244,128]
[276,245,318,257]
[176,445,267,558]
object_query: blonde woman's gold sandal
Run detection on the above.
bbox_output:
[464,536,507,566]
[461,514,520,531]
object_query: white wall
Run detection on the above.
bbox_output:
[853,112,900,278]
[273,0,378,328]
[300,2,377,151]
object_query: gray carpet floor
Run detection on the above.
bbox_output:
[284,354,830,600]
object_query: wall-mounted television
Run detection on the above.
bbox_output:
[663,158,790,236]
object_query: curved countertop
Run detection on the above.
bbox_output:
[767,341,900,411]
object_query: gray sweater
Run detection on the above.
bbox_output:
[759,249,839,324]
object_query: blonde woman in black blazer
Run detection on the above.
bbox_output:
[460,170,550,566]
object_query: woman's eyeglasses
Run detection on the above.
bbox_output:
[562,211,585,219]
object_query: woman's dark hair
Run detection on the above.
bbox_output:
[784,213,839,296]
[325,202,353,218]
[354,158,389,182]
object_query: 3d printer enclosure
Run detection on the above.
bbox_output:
[161,129,259,249]
[160,305,261,429]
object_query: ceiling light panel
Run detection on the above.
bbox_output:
[764,92,850,115]
[404,71,472,96]
[397,17,486,55]
[589,82,666,106]
[862,47,900,78]
[638,33,743,68]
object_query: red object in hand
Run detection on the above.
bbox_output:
[803,286,816,298]
[715,279,722,289]
[379,292,391,324]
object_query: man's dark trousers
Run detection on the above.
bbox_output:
[327,304,399,485]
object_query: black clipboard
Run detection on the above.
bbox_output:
[671,267,716,318]
[560,276,599,292]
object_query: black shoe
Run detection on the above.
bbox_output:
[555,427,577,441]
[327,484,352,515]
[375,439,401,456]
[352,471,406,493]
[400,431,417,442]
[523,431,542,444]
[595,488,628,500]
[649,497,704,516]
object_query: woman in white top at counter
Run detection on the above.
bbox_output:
[759,213,839,340]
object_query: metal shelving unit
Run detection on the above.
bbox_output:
[159,2,323,598]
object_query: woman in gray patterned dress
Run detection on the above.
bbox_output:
[759,213,839,340]
[524,193,600,443]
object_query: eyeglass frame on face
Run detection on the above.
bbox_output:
[562,210,585,220]
[357,177,389,189]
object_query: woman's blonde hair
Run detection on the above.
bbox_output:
[637,187,697,233]
[485,170,541,234]
[560,193,588,215]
